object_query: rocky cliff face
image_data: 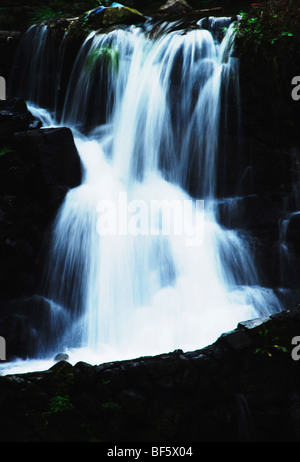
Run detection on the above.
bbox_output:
[0,98,82,361]
[0,98,82,302]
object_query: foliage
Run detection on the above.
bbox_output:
[30,6,65,23]
[101,400,122,412]
[30,1,103,24]
[42,394,74,425]
[254,326,289,358]
[46,395,74,414]
[0,147,14,157]
[235,0,300,115]
[235,0,300,55]
[84,47,120,74]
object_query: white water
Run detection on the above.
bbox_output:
[1,20,283,375]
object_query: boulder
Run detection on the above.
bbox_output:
[12,127,82,213]
[0,99,81,213]
[158,0,192,14]
[0,97,34,139]
[0,296,54,360]
[84,5,146,29]
[0,99,82,299]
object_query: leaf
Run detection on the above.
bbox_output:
[273,345,288,353]
[0,147,14,156]
[281,32,294,37]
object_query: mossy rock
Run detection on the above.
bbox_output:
[85,6,146,29]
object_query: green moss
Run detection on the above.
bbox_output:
[41,394,75,428]
[83,5,145,29]
[84,47,119,74]
[45,395,74,415]
[101,400,122,412]
[0,147,14,157]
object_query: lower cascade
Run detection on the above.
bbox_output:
[1,17,284,374]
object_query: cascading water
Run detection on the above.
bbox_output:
[2,17,283,373]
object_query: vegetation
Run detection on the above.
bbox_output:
[101,400,122,412]
[29,0,103,24]
[254,326,289,358]
[0,147,14,157]
[236,0,300,56]
[44,394,74,415]
[42,394,75,426]
[84,47,120,74]
[235,0,300,126]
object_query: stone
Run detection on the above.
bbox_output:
[158,0,192,14]
[0,308,299,441]
[219,328,253,350]
[0,97,33,138]
[54,353,70,362]
[0,296,54,360]
[239,317,272,331]
[0,101,82,301]
[12,127,82,213]
[85,5,146,29]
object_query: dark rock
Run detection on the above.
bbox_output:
[0,97,33,138]
[0,308,299,441]
[239,317,271,331]
[0,296,54,360]
[54,353,70,362]
[158,0,192,15]
[85,5,146,29]
[0,100,82,300]
[219,328,253,351]
[285,213,300,254]
[12,127,82,213]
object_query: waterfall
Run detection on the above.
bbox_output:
[4,18,283,371]
[9,24,59,111]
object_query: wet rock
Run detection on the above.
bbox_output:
[0,308,300,441]
[54,353,70,362]
[285,213,300,254]
[0,97,33,138]
[0,100,82,300]
[84,5,146,29]
[219,328,253,351]
[12,127,82,213]
[158,0,192,15]
[0,296,53,360]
